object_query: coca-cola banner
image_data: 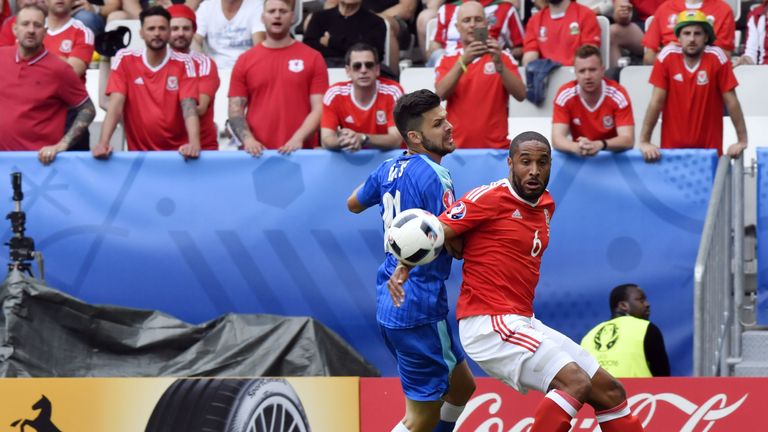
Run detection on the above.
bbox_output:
[360,377,767,431]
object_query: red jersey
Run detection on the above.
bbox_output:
[435,51,520,148]
[45,18,94,84]
[0,1,10,30]
[631,0,666,22]
[434,0,524,54]
[553,78,634,141]
[0,47,89,151]
[188,50,220,150]
[229,41,328,149]
[0,16,15,46]
[439,178,555,319]
[107,48,199,151]
[643,0,735,52]
[650,44,737,153]
[523,2,601,66]
[321,78,403,140]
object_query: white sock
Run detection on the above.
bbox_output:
[440,402,465,422]
[391,421,410,432]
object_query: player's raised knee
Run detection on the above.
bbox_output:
[550,362,592,402]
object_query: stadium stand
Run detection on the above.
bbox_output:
[597,15,610,67]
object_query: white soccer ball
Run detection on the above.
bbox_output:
[386,209,445,267]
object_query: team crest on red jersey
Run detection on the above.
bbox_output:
[602,115,614,129]
[696,70,709,85]
[442,189,455,208]
[60,39,72,53]
[667,13,677,28]
[288,59,304,73]
[166,76,178,91]
[569,22,580,35]
[447,201,466,220]
[483,62,496,74]
[538,26,548,41]
[376,110,387,125]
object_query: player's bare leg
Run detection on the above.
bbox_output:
[434,360,476,431]
[531,362,592,432]
[586,367,645,431]
[392,399,442,432]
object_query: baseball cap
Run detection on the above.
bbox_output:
[673,10,716,45]
[167,4,197,32]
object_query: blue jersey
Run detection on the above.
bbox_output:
[357,153,455,329]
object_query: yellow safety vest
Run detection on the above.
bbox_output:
[580,316,652,378]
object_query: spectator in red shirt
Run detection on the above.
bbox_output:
[228,0,328,156]
[639,10,747,162]
[435,1,525,149]
[735,0,768,65]
[93,6,201,159]
[321,43,404,151]
[642,0,735,64]
[0,0,47,46]
[552,44,634,156]
[0,5,95,163]
[522,0,601,66]
[168,4,220,151]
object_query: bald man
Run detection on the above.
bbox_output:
[434,1,525,149]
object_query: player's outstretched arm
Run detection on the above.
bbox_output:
[441,222,464,259]
[346,183,368,213]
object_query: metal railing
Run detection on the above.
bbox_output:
[693,156,745,376]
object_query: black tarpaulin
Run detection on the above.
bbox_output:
[0,271,379,377]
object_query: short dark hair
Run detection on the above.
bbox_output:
[575,44,602,64]
[508,131,551,158]
[393,89,441,144]
[344,43,379,66]
[140,6,171,26]
[609,283,639,312]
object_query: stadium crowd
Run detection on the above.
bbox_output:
[0,0,763,160]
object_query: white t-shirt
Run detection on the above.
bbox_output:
[196,0,266,69]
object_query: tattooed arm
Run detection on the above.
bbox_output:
[178,97,201,159]
[228,96,265,157]
[39,98,96,165]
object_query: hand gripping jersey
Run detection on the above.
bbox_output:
[439,178,555,319]
[356,153,456,328]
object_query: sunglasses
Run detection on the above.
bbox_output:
[351,61,376,71]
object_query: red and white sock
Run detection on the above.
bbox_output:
[531,389,582,432]
[596,400,645,431]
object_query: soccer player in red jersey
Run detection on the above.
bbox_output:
[639,10,747,162]
[552,45,634,157]
[228,0,328,156]
[642,0,735,64]
[522,0,601,66]
[390,131,646,432]
[93,6,201,159]
[321,43,404,152]
[168,4,221,151]
[435,1,525,149]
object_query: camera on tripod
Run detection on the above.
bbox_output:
[6,172,43,279]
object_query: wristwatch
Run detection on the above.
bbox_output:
[361,134,371,148]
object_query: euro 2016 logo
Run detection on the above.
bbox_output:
[594,323,620,352]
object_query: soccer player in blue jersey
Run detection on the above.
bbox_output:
[347,90,476,432]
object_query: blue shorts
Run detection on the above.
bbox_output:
[380,319,466,401]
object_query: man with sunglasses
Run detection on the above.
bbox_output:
[321,43,404,152]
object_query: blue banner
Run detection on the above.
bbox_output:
[0,150,716,376]
[757,149,768,325]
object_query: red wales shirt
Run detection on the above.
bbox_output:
[434,0,525,54]
[650,44,737,153]
[523,2,601,66]
[439,178,555,319]
[44,18,94,77]
[229,41,328,149]
[188,50,220,150]
[0,47,89,150]
[435,51,520,148]
[321,78,403,139]
[107,48,199,151]
[553,78,634,141]
[643,0,735,52]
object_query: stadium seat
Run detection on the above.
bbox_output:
[734,66,768,117]
[104,19,143,52]
[328,68,348,85]
[597,15,610,67]
[400,67,436,93]
[619,65,659,146]
[509,66,575,118]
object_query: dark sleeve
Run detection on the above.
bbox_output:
[303,11,328,54]
[644,322,671,376]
